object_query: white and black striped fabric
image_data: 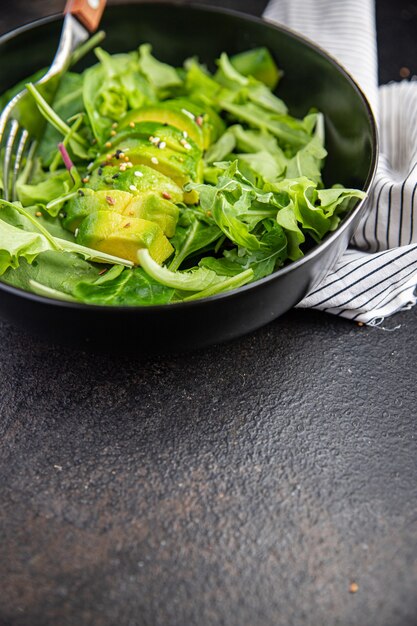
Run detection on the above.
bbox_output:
[264,0,417,325]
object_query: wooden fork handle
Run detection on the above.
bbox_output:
[65,0,106,32]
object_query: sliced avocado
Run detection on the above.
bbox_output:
[104,137,202,204]
[86,164,184,204]
[230,48,281,90]
[161,99,226,148]
[136,194,179,238]
[77,211,173,265]
[106,122,202,161]
[64,188,179,237]
[63,188,131,232]
[120,106,205,150]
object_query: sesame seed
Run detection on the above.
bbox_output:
[126,162,133,168]
[128,210,135,216]
[119,164,127,171]
[158,141,167,149]
[82,177,90,183]
[183,142,192,150]
[129,121,136,128]
[106,195,115,205]
[151,156,159,165]
[87,161,94,170]
[119,152,125,159]
[180,138,187,146]
[182,108,195,120]
[74,228,79,237]
[105,141,112,148]
[183,131,188,138]
[110,130,116,136]
[162,191,172,200]
[129,184,137,191]
[123,222,131,228]
[59,213,64,219]
[35,211,42,217]
[134,170,144,177]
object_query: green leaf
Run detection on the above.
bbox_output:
[0,218,51,275]
[74,266,175,306]
[138,248,230,292]
[169,217,222,271]
[138,44,183,93]
[16,169,72,212]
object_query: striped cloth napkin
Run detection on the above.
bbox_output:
[264,0,417,325]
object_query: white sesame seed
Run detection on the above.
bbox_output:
[158,141,166,149]
[181,108,195,120]
[183,142,192,150]
[74,228,79,237]
[134,170,144,177]
[129,184,137,191]
[183,131,188,138]
[126,162,133,168]
[151,157,159,165]
[87,162,94,170]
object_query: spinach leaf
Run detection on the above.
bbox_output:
[75,266,175,306]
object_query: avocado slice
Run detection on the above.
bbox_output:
[86,164,184,204]
[104,137,202,204]
[161,99,225,148]
[120,106,205,150]
[63,188,179,237]
[106,122,202,162]
[77,211,174,265]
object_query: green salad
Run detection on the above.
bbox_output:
[0,44,365,305]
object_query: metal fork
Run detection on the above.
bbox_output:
[0,0,106,201]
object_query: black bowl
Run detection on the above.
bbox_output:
[0,2,377,353]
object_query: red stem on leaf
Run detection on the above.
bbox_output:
[58,142,74,172]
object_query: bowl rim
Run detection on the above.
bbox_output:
[0,1,379,313]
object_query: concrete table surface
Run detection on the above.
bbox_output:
[0,2,416,625]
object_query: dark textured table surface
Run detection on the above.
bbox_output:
[1,2,416,626]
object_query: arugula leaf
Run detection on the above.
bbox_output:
[169,217,222,271]
[200,220,287,281]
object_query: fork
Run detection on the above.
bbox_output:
[0,0,106,201]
